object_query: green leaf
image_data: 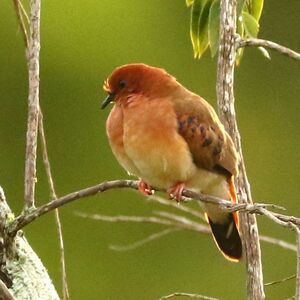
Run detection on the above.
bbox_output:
[208,0,220,57]
[186,0,194,7]
[242,11,259,37]
[197,0,213,58]
[251,0,264,21]
[190,0,203,58]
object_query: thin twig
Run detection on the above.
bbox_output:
[53,209,69,300]
[38,112,56,200]
[158,292,219,300]
[109,228,180,252]
[295,228,300,299]
[7,180,300,236]
[38,111,69,300]
[259,235,297,252]
[24,0,41,210]
[265,274,296,287]
[75,211,210,236]
[153,210,208,232]
[75,211,178,227]
[0,279,15,300]
[236,37,300,61]
[12,0,29,48]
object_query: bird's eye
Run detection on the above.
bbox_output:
[118,80,127,89]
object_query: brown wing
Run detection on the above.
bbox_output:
[173,94,238,177]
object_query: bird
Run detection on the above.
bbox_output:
[101,63,242,262]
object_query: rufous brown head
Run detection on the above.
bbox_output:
[101,63,175,109]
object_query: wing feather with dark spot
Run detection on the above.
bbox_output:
[173,95,238,177]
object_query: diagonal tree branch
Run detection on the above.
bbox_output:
[7,179,300,237]
[265,274,296,287]
[236,37,300,61]
[24,0,41,210]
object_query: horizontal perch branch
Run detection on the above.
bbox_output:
[7,179,300,236]
[236,36,300,61]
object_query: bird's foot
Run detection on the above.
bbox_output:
[138,180,154,196]
[168,182,185,202]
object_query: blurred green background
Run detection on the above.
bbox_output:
[1,0,300,299]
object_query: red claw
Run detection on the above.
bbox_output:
[138,180,153,196]
[168,182,185,202]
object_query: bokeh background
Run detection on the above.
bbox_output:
[1,1,300,299]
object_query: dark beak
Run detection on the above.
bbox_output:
[101,93,115,109]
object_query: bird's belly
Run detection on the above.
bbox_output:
[127,144,195,189]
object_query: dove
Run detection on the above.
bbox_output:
[101,63,242,261]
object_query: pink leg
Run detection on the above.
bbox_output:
[138,180,153,196]
[168,182,185,202]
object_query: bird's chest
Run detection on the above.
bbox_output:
[106,104,140,176]
[121,98,195,188]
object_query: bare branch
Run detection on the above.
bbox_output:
[38,112,57,201]
[259,235,297,252]
[76,202,297,256]
[236,37,300,61]
[24,0,41,210]
[158,292,219,300]
[153,211,208,232]
[217,0,265,298]
[265,274,295,287]
[13,0,69,296]
[109,228,180,252]
[0,279,15,300]
[38,111,69,300]
[53,209,69,300]
[7,179,300,236]
[75,211,177,226]
[8,180,137,235]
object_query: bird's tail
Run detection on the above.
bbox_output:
[206,176,242,262]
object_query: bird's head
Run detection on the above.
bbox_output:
[101,63,176,109]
